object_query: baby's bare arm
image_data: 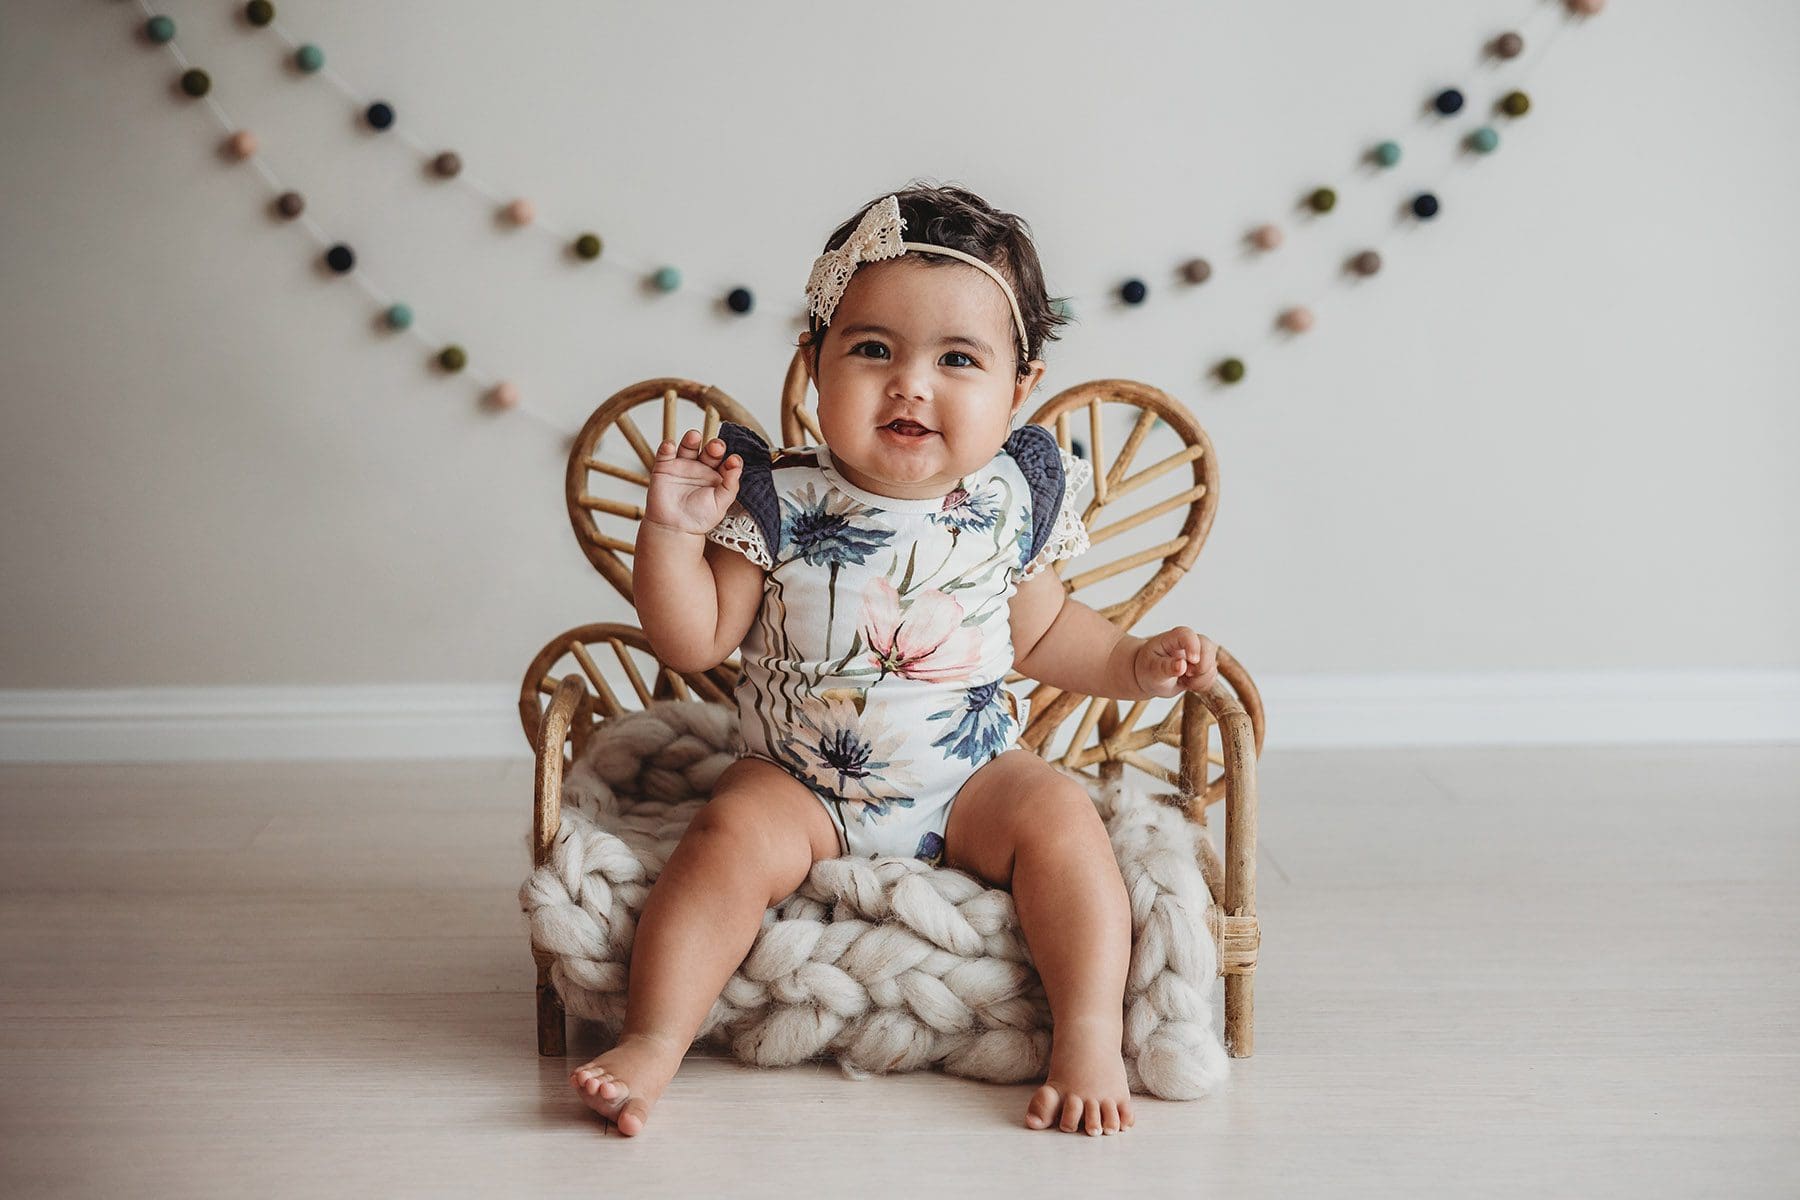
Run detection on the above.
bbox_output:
[634,522,765,673]
[1011,567,1147,700]
[633,429,762,673]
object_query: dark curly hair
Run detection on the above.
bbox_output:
[802,181,1070,378]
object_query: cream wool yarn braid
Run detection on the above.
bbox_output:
[518,700,1230,1099]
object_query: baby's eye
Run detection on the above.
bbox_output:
[848,341,977,369]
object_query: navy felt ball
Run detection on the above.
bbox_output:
[1120,279,1147,304]
[1411,193,1440,219]
[1434,88,1464,116]
[366,102,394,130]
[325,244,355,273]
[727,287,754,314]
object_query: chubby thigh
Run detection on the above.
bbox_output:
[690,756,848,902]
[942,748,1103,888]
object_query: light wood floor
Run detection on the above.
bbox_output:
[2,744,1796,1198]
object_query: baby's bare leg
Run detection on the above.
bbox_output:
[571,757,840,1136]
[944,750,1136,1136]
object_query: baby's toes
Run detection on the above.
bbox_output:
[1059,1094,1086,1133]
[1100,1099,1121,1134]
[1083,1100,1105,1136]
[614,1096,653,1137]
[1024,1084,1060,1129]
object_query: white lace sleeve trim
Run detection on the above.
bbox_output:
[705,509,772,569]
[1017,450,1092,582]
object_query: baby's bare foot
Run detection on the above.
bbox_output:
[569,1032,687,1137]
[1024,1015,1136,1136]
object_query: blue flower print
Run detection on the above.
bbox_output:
[915,831,946,867]
[781,482,893,568]
[928,678,1016,764]
[784,693,920,820]
[929,481,1001,535]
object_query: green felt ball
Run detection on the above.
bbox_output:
[245,1,275,26]
[146,16,176,43]
[1308,187,1337,213]
[438,345,467,372]
[1501,90,1531,117]
[574,233,603,260]
[179,68,210,97]
[1469,126,1500,154]
[652,266,681,292]
[1217,358,1246,384]
[1374,140,1402,167]
[385,303,413,330]
[1052,297,1074,319]
[295,44,324,73]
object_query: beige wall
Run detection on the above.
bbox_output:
[3,0,1796,697]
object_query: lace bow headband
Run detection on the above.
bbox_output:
[804,194,1032,362]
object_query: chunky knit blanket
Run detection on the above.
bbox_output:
[518,699,1229,1099]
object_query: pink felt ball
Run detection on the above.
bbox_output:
[1252,224,1283,250]
[1280,307,1315,333]
[226,130,259,160]
[1567,0,1605,13]
[504,198,535,226]
[488,381,521,410]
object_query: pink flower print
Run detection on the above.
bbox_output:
[859,576,984,682]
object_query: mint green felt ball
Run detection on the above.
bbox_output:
[295,44,324,73]
[1052,297,1074,319]
[1374,140,1402,167]
[652,266,681,292]
[146,16,176,43]
[1469,127,1500,154]
[385,303,413,330]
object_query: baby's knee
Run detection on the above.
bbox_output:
[1027,778,1108,845]
[683,790,815,899]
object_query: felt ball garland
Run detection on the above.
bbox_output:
[123,0,1599,426]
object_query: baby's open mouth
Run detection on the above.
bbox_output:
[882,419,934,437]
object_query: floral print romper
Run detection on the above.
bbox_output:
[703,420,1092,867]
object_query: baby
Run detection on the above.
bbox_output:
[571,184,1219,1137]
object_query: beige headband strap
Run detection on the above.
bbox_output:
[805,195,1032,362]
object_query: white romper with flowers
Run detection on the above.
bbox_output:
[702,420,1091,866]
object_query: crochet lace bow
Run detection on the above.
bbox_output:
[803,194,1032,359]
[805,195,909,325]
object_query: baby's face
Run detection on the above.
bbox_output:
[807,258,1046,500]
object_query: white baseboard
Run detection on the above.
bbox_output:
[0,672,1796,763]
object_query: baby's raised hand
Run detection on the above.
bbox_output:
[1133,626,1220,698]
[643,428,743,535]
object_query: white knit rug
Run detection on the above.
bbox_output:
[519,699,1230,1099]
